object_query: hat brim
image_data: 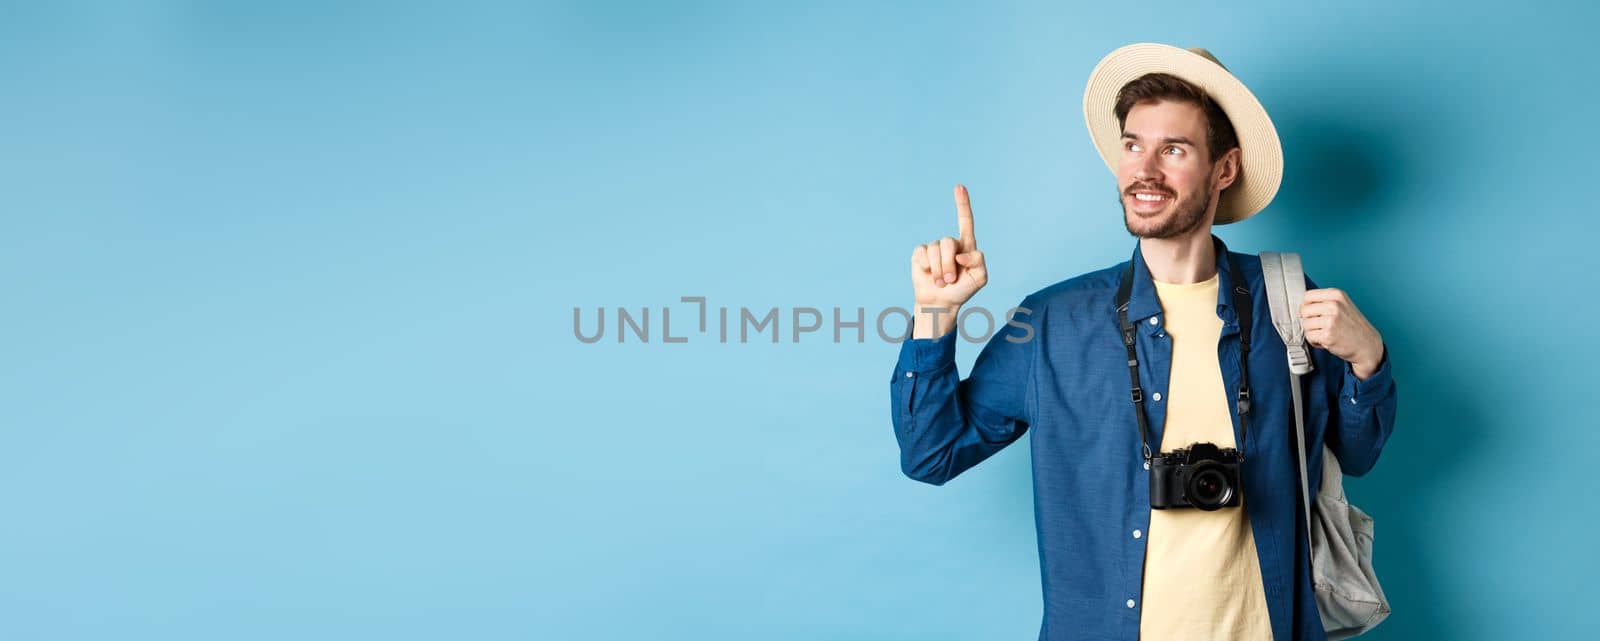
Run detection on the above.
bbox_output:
[1083,43,1282,225]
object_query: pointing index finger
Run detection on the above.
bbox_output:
[954,184,977,251]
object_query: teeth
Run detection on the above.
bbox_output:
[1135,193,1166,202]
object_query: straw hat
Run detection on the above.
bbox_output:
[1082,43,1282,224]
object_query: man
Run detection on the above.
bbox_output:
[890,44,1396,641]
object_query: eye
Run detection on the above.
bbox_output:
[1163,145,1184,156]
[1124,141,1142,153]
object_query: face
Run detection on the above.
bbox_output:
[1116,100,1238,239]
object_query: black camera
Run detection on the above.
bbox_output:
[1149,442,1243,511]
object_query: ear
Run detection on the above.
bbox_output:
[1212,147,1241,192]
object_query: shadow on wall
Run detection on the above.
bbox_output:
[1271,117,1388,233]
[1261,56,1490,640]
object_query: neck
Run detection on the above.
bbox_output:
[1140,227,1218,284]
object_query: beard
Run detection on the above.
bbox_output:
[1120,185,1212,239]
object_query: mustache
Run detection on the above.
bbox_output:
[1125,183,1175,197]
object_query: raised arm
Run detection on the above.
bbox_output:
[1301,275,1397,476]
[890,185,1035,485]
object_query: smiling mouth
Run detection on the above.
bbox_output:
[1124,189,1174,218]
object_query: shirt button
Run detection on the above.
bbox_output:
[1149,317,1158,326]
[1143,461,1151,470]
[1151,392,1162,402]
[1127,599,1137,609]
[1349,396,1358,404]
[906,372,914,378]
[1132,529,1142,539]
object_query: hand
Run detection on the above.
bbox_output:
[1300,288,1385,380]
[911,184,988,309]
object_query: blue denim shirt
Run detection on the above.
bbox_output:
[889,235,1397,641]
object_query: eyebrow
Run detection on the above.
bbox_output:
[1121,133,1197,147]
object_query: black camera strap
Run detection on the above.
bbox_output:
[1115,235,1253,463]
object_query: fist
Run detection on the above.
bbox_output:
[1300,287,1386,379]
[911,184,988,308]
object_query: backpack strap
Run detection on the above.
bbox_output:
[1262,252,1314,376]
[1260,251,1316,546]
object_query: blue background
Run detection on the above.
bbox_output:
[3,1,1595,639]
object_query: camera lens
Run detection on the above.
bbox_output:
[1185,462,1235,511]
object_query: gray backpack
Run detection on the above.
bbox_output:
[1259,252,1391,639]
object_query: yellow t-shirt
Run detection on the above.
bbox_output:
[1139,274,1273,641]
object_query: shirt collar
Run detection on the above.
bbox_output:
[1116,233,1243,336]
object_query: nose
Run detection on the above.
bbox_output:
[1133,151,1162,184]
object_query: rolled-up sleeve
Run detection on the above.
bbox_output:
[889,298,1039,486]
[1327,342,1396,476]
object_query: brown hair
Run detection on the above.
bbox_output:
[1113,73,1239,162]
